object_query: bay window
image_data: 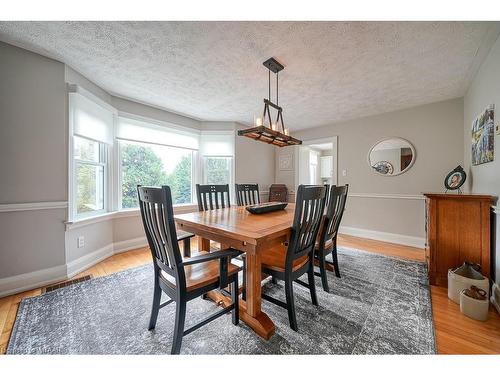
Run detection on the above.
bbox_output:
[203,157,232,185]
[69,85,236,222]
[200,131,235,194]
[119,140,194,208]
[117,116,199,209]
[74,136,106,216]
[69,90,113,220]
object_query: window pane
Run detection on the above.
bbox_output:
[205,157,231,185]
[120,141,193,208]
[76,163,104,215]
[74,136,100,162]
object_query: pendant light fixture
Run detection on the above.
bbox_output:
[238,57,302,147]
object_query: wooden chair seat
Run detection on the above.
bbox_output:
[261,244,309,273]
[161,254,240,292]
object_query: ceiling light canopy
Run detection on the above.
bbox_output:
[238,57,302,147]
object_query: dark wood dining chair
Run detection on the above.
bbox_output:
[196,184,231,211]
[137,185,240,354]
[269,184,288,202]
[261,184,326,331]
[235,183,260,206]
[315,184,349,292]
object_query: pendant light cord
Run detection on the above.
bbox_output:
[276,71,279,106]
[268,69,271,101]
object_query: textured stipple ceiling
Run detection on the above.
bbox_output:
[0,22,499,130]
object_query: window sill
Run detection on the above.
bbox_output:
[65,204,198,230]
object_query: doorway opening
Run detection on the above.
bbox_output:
[296,137,337,188]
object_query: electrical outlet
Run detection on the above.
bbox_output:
[342,169,347,177]
[77,236,85,248]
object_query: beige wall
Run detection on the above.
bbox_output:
[288,98,464,245]
[112,216,144,243]
[1,42,67,203]
[0,42,67,280]
[65,221,114,263]
[275,145,298,202]
[235,123,275,200]
[463,34,500,284]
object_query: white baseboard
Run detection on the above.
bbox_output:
[113,237,148,254]
[339,226,425,249]
[0,264,67,298]
[0,238,148,298]
[66,244,114,279]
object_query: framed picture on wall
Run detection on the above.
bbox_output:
[471,104,494,165]
[279,154,293,171]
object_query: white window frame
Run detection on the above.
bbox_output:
[117,139,198,210]
[202,156,233,185]
[202,155,234,202]
[72,135,109,220]
[199,130,235,202]
[68,85,116,222]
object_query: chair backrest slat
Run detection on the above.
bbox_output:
[235,184,260,206]
[137,185,185,283]
[286,185,326,266]
[319,184,349,247]
[196,184,231,211]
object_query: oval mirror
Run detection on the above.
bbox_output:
[368,138,415,176]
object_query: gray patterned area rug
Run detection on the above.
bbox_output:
[7,248,435,354]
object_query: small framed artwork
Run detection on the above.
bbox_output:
[444,165,466,193]
[471,104,494,165]
[279,154,293,171]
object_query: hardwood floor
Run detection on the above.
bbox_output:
[1,234,499,354]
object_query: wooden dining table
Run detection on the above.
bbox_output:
[174,204,296,340]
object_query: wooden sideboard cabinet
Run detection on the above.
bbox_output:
[424,193,496,287]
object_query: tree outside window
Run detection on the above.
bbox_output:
[120,141,193,208]
[204,157,232,185]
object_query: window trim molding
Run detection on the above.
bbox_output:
[67,84,117,115]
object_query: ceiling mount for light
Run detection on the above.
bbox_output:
[238,57,302,147]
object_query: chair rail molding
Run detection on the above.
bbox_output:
[0,201,68,213]
[348,193,425,200]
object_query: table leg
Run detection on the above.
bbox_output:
[197,237,210,252]
[239,252,275,339]
[204,251,276,340]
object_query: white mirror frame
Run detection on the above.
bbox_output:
[367,137,416,177]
